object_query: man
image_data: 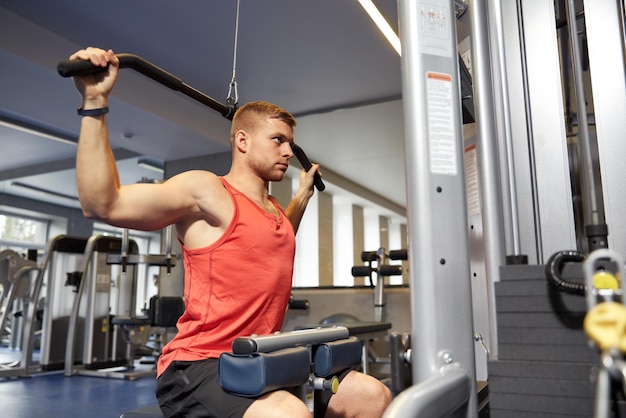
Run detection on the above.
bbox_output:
[70,47,392,418]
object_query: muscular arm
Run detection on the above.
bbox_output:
[72,48,230,233]
[284,164,320,234]
[72,48,129,223]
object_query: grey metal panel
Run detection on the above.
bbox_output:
[500,0,579,263]
[583,0,626,256]
[518,0,577,259]
[499,0,540,263]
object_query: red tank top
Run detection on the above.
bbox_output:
[157,178,295,376]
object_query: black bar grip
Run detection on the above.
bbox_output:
[291,144,325,191]
[361,251,379,262]
[57,58,108,77]
[351,266,373,277]
[288,299,310,310]
[57,53,237,120]
[389,249,408,260]
[58,53,182,89]
[378,264,403,276]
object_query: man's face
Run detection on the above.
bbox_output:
[247,117,294,182]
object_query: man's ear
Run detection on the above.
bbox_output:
[233,130,248,153]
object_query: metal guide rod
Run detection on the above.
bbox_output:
[514,0,544,263]
[564,0,598,222]
[470,0,506,359]
[489,0,522,256]
[387,0,477,416]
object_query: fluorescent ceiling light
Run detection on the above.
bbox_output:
[11,181,79,202]
[357,0,401,56]
[137,158,164,174]
[0,118,77,146]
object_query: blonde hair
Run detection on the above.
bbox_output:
[230,101,296,140]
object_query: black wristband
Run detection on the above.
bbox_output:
[77,107,109,117]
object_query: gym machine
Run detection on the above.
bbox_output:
[39,235,89,371]
[0,236,93,377]
[63,235,141,378]
[63,229,180,380]
[352,247,406,323]
[0,249,41,377]
[348,248,405,378]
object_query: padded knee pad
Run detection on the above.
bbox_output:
[314,337,362,377]
[218,346,310,397]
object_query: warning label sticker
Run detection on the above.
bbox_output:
[427,72,457,175]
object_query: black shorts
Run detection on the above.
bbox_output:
[156,358,254,418]
[155,358,352,418]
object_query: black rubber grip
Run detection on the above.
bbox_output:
[361,251,379,262]
[288,299,310,310]
[378,265,403,276]
[57,58,109,77]
[389,249,408,260]
[291,144,325,191]
[57,53,182,90]
[351,266,373,277]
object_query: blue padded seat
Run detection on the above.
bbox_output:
[219,346,310,397]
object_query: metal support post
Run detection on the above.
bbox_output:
[385,0,477,416]
[469,0,507,359]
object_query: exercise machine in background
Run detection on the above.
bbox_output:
[64,229,182,380]
[0,236,91,377]
[352,247,406,323]
[0,249,41,377]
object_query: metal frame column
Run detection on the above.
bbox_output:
[384,0,477,416]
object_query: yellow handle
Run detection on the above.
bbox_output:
[592,271,620,290]
[584,302,626,352]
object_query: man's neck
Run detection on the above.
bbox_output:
[224,172,270,203]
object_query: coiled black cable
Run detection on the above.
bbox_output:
[545,250,587,295]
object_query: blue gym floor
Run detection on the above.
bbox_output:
[0,348,159,418]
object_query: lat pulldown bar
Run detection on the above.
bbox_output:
[58,53,236,119]
[57,53,325,191]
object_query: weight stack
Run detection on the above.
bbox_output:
[488,263,603,417]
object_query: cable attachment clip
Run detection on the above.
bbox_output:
[226,78,238,107]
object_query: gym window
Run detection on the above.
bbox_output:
[0,211,49,255]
